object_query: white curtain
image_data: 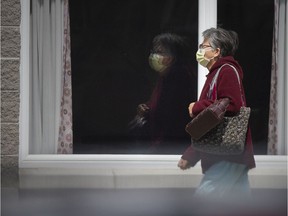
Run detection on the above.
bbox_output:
[268,0,287,155]
[30,0,73,154]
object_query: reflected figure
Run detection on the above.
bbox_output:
[130,33,196,154]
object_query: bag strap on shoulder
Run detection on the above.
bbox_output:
[208,63,245,106]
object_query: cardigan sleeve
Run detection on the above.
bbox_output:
[181,145,201,166]
[191,99,214,116]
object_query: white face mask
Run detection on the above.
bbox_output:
[149,53,169,73]
[196,48,213,68]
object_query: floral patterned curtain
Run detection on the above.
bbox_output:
[57,0,73,154]
[268,0,287,155]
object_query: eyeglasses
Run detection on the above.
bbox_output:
[198,44,212,49]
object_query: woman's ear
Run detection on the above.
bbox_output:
[214,48,221,58]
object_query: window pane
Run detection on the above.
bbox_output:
[217,0,274,154]
[70,0,198,154]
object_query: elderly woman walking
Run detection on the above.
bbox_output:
[178,27,255,202]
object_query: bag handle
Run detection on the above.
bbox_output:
[208,63,245,106]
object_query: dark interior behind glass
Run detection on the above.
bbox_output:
[218,0,274,154]
[70,0,199,154]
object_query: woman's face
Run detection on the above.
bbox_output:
[149,45,174,73]
[199,38,221,69]
[199,39,216,59]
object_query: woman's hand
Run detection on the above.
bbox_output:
[137,104,150,117]
[177,158,191,170]
[188,102,195,117]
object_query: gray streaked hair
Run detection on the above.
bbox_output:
[202,27,239,57]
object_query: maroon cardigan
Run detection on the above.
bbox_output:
[181,56,256,173]
[145,63,196,154]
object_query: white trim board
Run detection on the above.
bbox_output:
[19,155,287,189]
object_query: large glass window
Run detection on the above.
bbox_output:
[21,0,281,157]
[70,0,199,154]
[217,0,274,154]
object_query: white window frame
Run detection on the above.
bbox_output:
[19,0,287,189]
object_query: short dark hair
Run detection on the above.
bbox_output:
[152,33,193,64]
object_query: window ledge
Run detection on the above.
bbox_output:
[19,155,287,189]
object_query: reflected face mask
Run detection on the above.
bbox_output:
[149,54,169,72]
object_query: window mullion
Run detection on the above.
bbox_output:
[198,0,217,98]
